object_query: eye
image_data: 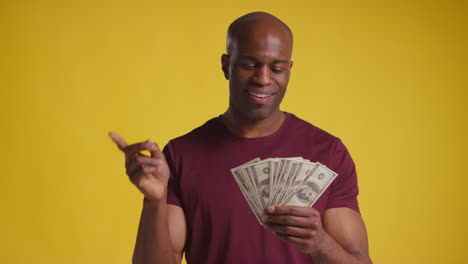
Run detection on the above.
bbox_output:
[271,67,285,74]
[240,63,256,70]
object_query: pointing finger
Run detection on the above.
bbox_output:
[109,131,128,151]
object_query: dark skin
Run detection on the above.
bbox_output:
[220,13,372,263]
[111,12,372,264]
[109,134,184,264]
[221,16,293,138]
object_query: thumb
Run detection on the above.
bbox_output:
[146,140,166,161]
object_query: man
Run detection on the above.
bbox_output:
[110,12,372,264]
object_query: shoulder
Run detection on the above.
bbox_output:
[284,112,340,146]
[165,116,223,152]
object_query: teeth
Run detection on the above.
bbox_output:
[249,91,272,98]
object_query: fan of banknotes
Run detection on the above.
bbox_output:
[231,157,338,224]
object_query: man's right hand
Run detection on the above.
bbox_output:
[109,131,170,202]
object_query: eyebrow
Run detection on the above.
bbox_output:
[238,56,291,64]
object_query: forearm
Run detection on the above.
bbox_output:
[133,196,178,264]
[311,233,372,264]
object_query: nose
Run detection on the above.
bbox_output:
[253,65,272,87]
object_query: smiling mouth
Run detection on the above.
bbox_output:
[248,91,275,98]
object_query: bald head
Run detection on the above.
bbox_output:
[221,12,294,124]
[226,12,293,56]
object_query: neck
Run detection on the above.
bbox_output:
[221,109,286,138]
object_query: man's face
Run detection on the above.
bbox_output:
[223,24,293,122]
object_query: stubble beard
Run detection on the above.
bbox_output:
[228,98,282,124]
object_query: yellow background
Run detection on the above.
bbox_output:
[1,1,467,263]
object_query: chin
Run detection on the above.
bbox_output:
[242,107,278,122]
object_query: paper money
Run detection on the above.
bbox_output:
[283,162,337,207]
[231,158,264,224]
[231,158,338,225]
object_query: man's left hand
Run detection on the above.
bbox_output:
[262,206,329,256]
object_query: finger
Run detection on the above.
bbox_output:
[126,155,162,175]
[274,232,289,243]
[267,206,319,217]
[265,214,318,228]
[109,131,128,151]
[128,166,157,181]
[147,140,166,161]
[123,140,157,157]
[275,233,305,248]
[266,222,318,238]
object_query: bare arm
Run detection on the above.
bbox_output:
[264,206,372,264]
[133,201,186,264]
[314,207,372,264]
[109,132,187,264]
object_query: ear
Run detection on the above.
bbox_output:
[289,61,294,70]
[221,54,230,80]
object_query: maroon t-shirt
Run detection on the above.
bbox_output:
[164,112,360,263]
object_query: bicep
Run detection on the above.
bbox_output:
[322,207,369,256]
[168,204,187,263]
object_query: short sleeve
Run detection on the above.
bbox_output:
[163,141,183,207]
[326,139,360,213]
